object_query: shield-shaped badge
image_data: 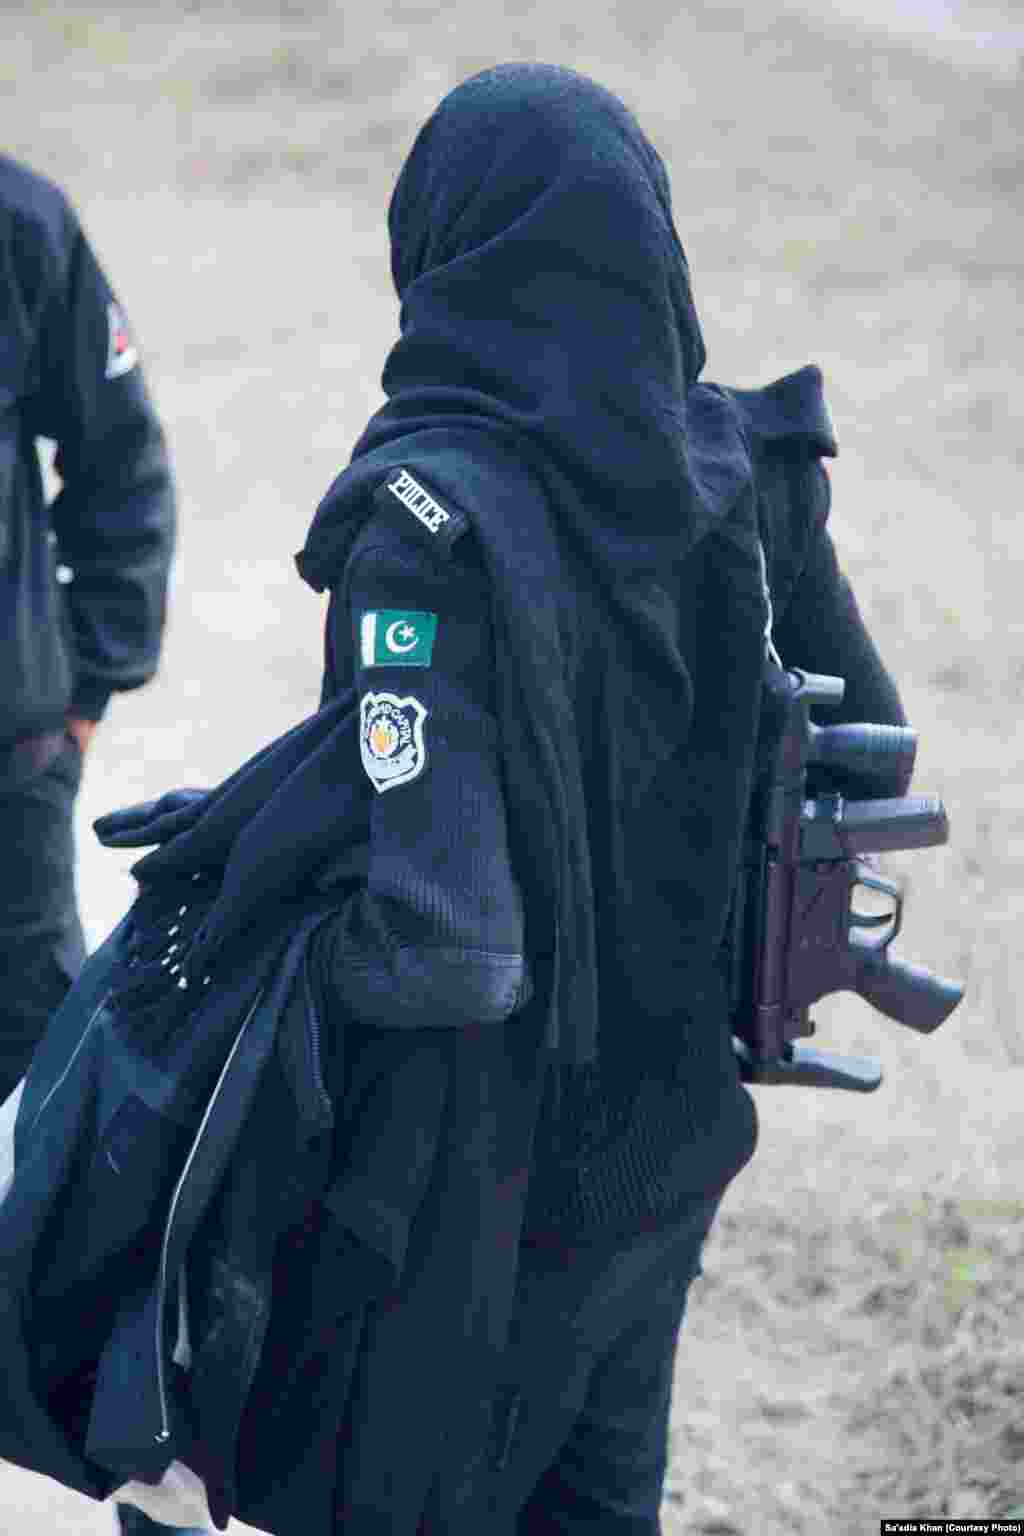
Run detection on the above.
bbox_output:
[105,301,138,379]
[359,691,429,793]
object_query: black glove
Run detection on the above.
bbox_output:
[93,787,210,848]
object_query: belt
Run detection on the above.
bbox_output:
[0,731,68,790]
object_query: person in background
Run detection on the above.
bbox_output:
[0,156,196,1536]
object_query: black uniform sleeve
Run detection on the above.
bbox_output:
[311,530,533,1030]
[773,490,912,798]
[26,206,176,722]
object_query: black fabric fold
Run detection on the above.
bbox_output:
[720,364,838,457]
[92,688,363,1045]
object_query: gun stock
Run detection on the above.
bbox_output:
[734,1038,883,1092]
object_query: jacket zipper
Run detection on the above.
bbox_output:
[302,941,334,1121]
[28,991,112,1135]
[153,989,264,1445]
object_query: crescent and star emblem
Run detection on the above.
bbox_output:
[385,621,418,653]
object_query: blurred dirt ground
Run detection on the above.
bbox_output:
[3,1,1022,1531]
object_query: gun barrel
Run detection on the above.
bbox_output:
[801,795,949,858]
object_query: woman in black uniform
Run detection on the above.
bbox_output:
[292,62,910,1535]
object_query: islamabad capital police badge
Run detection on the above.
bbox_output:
[359,691,428,793]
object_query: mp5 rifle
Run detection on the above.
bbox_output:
[728,664,964,1092]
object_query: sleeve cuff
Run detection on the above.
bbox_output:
[68,679,114,722]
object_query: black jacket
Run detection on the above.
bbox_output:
[309,423,762,1236]
[0,156,175,745]
[308,368,909,1245]
[0,895,339,1526]
[294,66,909,1245]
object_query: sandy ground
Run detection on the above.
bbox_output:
[3,1,1022,1531]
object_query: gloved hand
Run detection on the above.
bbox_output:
[93,787,210,848]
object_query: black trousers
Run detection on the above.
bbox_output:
[0,733,86,1103]
[490,1192,722,1535]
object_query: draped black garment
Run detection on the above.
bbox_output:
[296,63,757,1068]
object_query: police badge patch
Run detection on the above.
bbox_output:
[105,302,138,379]
[359,691,428,793]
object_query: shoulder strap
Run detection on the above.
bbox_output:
[369,466,473,561]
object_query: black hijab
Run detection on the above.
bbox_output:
[300,62,749,591]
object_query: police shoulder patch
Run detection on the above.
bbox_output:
[371,468,470,559]
[359,691,428,793]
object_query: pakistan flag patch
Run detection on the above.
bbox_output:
[360,610,438,668]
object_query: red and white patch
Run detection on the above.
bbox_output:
[105,301,138,379]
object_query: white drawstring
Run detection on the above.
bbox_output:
[758,540,783,668]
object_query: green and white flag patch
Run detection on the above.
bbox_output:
[359,610,438,668]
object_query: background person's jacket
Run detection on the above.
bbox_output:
[0,155,175,746]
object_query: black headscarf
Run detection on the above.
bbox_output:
[300,62,749,590]
[295,64,755,1067]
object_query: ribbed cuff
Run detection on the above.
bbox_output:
[523,1029,758,1243]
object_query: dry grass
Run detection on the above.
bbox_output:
[663,1189,1024,1533]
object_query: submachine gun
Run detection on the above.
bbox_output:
[728,664,964,1092]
